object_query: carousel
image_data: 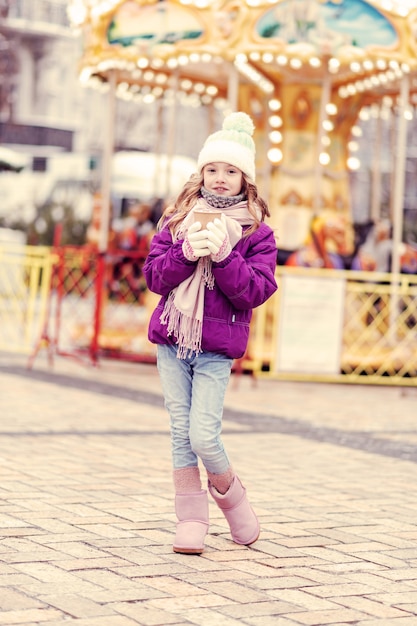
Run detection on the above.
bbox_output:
[62,0,417,379]
[67,0,417,265]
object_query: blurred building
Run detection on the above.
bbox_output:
[0,0,209,240]
[0,0,81,167]
[0,0,208,171]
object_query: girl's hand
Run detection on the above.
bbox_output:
[182,221,211,261]
[206,214,232,262]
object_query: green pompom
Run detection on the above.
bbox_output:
[223,112,254,136]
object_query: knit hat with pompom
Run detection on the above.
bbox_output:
[197,111,256,182]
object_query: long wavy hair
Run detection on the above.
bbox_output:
[158,171,270,237]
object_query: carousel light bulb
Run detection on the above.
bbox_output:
[351,125,362,137]
[194,82,206,93]
[262,52,274,63]
[328,58,340,72]
[326,103,337,115]
[201,53,212,63]
[338,86,348,98]
[347,156,360,170]
[189,53,200,63]
[167,58,178,68]
[206,85,218,95]
[214,98,228,110]
[143,71,154,81]
[322,120,334,132]
[181,79,193,90]
[137,57,149,69]
[267,147,283,164]
[321,136,331,147]
[249,52,261,61]
[289,58,302,69]
[151,58,164,69]
[309,56,321,68]
[67,0,87,25]
[261,81,275,94]
[178,55,189,66]
[350,61,361,73]
[359,108,370,121]
[376,59,387,70]
[269,99,281,111]
[348,141,359,152]
[363,60,374,71]
[269,130,282,143]
[276,55,288,66]
[269,114,282,128]
[319,153,330,165]
[405,108,413,121]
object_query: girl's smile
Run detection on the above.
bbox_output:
[203,162,243,197]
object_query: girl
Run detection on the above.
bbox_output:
[143,112,278,554]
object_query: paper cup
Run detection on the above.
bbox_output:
[193,210,222,229]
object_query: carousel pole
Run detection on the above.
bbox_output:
[370,106,383,224]
[228,62,239,112]
[92,70,117,364]
[312,68,331,216]
[389,74,409,340]
[153,96,163,197]
[165,69,179,198]
[391,75,409,277]
[99,70,116,253]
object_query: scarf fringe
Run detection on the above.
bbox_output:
[160,291,203,359]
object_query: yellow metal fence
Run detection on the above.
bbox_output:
[1,245,416,386]
[0,244,55,355]
[246,266,417,386]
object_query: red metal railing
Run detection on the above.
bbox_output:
[29,245,157,367]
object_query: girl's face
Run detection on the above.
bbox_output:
[203,162,243,197]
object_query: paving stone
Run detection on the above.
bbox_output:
[1,352,417,625]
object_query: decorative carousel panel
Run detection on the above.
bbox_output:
[106,0,204,48]
[255,0,398,51]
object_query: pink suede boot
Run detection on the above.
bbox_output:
[173,491,209,554]
[173,467,209,555]
[208,475,260,546]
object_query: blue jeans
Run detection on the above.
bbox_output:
[157,344,233,474]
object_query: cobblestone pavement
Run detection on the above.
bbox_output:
[1,351,417,626]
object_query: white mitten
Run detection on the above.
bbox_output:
[182,221,211,261]
[206,214,232,262]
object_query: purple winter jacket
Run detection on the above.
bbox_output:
[143,222,278,359]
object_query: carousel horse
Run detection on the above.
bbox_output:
[285,213,376,271]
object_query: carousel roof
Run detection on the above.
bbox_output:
[68,0,417,109]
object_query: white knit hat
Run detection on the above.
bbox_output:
[197,111,256,182]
